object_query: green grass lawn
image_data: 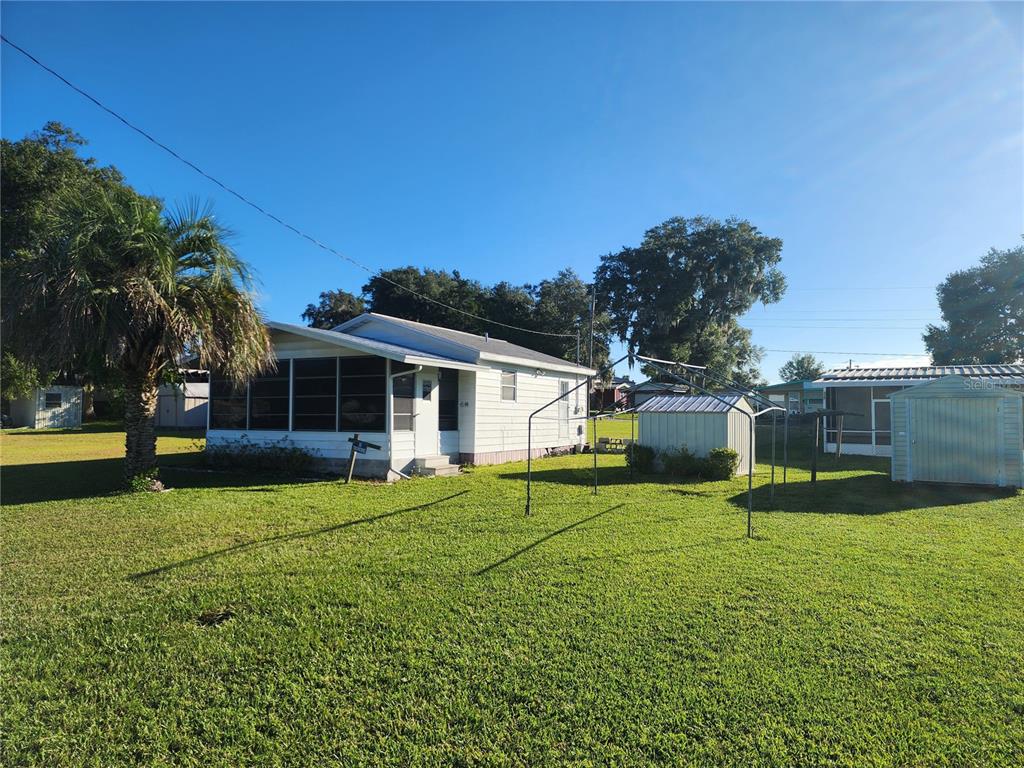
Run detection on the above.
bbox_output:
[2,425,1023,766]
[589,413,636,442]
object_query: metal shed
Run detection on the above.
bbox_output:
[891,375,1023,488]
[636,394,754,475]
[7,385,83,429]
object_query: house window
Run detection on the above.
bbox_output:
[438,368,459,431]
[292,358,337,431]
[501,371,517,402]
[249,360,290,430]
[209,373,248,430]
[339,356,386,431]
[392,362,416,431]
[44,392,62,409]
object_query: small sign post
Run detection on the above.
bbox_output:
[345,433,382,483]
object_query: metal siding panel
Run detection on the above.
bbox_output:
[911,397,1000,485]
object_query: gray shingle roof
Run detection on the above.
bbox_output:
[267,322,474,366]
[353,313,593,373]
[635,394,746,413]
[817,364,1024,383]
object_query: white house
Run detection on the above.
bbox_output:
[206,313,596,479]
[7,385,83,429]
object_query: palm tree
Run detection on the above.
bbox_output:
[3,184,272,486]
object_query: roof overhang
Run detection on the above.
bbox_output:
[819,377,1024,388]
[477,350,596,377]
[266,322,486,371]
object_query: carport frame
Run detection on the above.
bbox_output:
[525,353,785,539]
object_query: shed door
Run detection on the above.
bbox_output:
[911,398,1000,484]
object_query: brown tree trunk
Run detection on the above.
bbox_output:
[82,381,95,421]
[123,370,160,486]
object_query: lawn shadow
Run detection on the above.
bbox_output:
[498,464,681,488]
[0,420,127,437]
[1,453,317,505]
[733,473,1018,515]
[474,503,625,575]
[129,489,470,580]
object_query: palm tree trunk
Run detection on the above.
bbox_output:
[123,371,160,485]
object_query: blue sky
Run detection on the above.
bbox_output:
[2,2,1021,382]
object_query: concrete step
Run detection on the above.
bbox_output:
[417,455,458,470]
[420,464,461,478]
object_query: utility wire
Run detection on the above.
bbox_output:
[765,348,928,357]
[1,34,576,340]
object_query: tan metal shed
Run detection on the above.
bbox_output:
[890,375,1023,488]
[636,394,754,475]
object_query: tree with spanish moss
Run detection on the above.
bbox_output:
[594,216,784,383]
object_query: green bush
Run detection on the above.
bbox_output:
[662,447,699,477]
[702,447,740,480]
[204,436,320,475]
[626,443,657,473]
[630,444,740,480]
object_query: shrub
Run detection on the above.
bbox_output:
[626,443,657,474]
[702,447,740,480]
[204,436,320,475]
[662,447,699,477]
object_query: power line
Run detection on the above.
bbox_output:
[1,34,576,340]
[766,348,929,357]
[786,286,933,292]
[749,324,927,330]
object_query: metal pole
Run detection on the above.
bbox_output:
[591,378,598,495]
[747,414,754,538]
[522,353,632,516]
[526,417,533,516]
[345,433,359,484]
[811,414,820,484]
[770,410,776,501]
[588,287,595,369]
[630,406,635,481]
[783,411,789,486]
[576,327,580,366]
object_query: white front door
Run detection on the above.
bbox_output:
[415,370,439,456]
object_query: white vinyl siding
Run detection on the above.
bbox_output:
[468,367,583,455]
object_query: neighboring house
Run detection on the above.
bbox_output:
[6,385,83,429]
[592,376,633,410]
[757,379,825,415]
[206,313,595,479]
[890,375,1022,488]
[155,370,209,429]
[631,381,689,407]
[635,394,754,475]
[815,364,1024,457]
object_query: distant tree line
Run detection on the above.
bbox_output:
[307,216,789,387]
[303,267,611,371]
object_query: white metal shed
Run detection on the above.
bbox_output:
[891,375,1023,488]
[636,394,754,475]
[7,385,83,429]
